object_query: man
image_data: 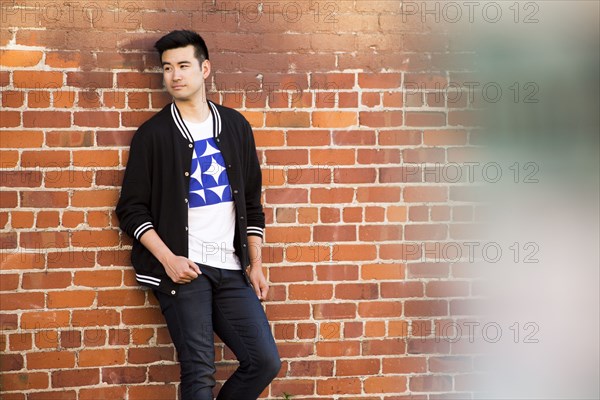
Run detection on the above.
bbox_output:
[116,30,281,400]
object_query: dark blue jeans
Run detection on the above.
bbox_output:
[153,263,281,400]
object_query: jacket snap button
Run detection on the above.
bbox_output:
[233,190,238,194]
[188,144,193,148]
[184,172,189,177]
[171,290,176,295]
[184,198,188,203]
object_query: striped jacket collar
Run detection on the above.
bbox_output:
[170,100,222,143]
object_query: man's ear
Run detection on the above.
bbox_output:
[202,60,211,79]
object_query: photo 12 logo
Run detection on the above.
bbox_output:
[400,1,541,24]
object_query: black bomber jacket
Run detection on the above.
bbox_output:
[115,100,265,296]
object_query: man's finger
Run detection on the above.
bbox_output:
[188,259,201,275]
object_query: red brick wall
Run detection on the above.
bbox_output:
[0,1,480,399]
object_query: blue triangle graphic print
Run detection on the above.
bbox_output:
[189,137,233,208]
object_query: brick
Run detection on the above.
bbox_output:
[335,283,378,300]
[319,207,340,223]
[286,129,330,147]
[20,231,69,248]
[359,111,403,128]
[311,149,355,166]
[310,188,354,204]
[48,290,95,309]
[362,338,406,355]
[2,91,25,108]
[79,348,125,367]
[265,304,310,321]
[13,71,63,89]
[21,150,70,168]
[269,265,313,283]
[265,149,308,166]
[21,311,70,330]
[332,244,376,261]
[381,281,424,299]
[102,366,147,384]
[316,340,360,357]
[82,329,107,347]
[271,379,315,397]
[0,50,43,67]
[313,303,356,320]
[288,360,334,377]
[0,130,44,148]
[128,346,175,364]
[312,111,357,128]
[27,350,75,369]
[45,130,93,147]
[409,375,453,392]
[1,353,24,372]
[316,265,358,281]
[266,111,310,127]
[27,90,51,108]
[311,73,355,90]
[359,225,402,241]
[265,188,308,204]
[358,73,402,89]
[21,272,72,289]
[0,273,19,291]
[0,292,45,310]
[128,385,178,400]
[288,284,332,300]
[357,187,401,203]
[74,270,122,287]
[46,51,81,68]
[51,368,99,388]
[70,189,119,207]
[23,111,71,128]
[332,130,375,146]
[122,111,156,127]
[0,171,42,187]
[405,300,448,317]
[0,70,9,86]
[313,225,356,242]
[358,301,402,318]
[0,252,45,270]
[121,307,164,325]
[379,129,422,146]
[9,332,32,351]
[337,358,380,376]
[117,72,163,89]
[361,92,381,107]
[0,111,19,127]
[28,391,77,400]
[0,371,49,391]
[364,375,408,393]
[316,377,361,395]
[79,387,127,400]
[67,72,113,88]
[71,309,120,327]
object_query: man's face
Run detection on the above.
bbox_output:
[161,45,210,102]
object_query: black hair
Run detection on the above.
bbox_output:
[154,30,209,64]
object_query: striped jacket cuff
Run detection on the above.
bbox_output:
[133,221,154,240]
[247,226,264,238]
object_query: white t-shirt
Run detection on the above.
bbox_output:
[184,116,241,270]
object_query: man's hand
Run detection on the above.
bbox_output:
[163,254,201,284]
[139,229,201,284]
[248,264,269,301]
